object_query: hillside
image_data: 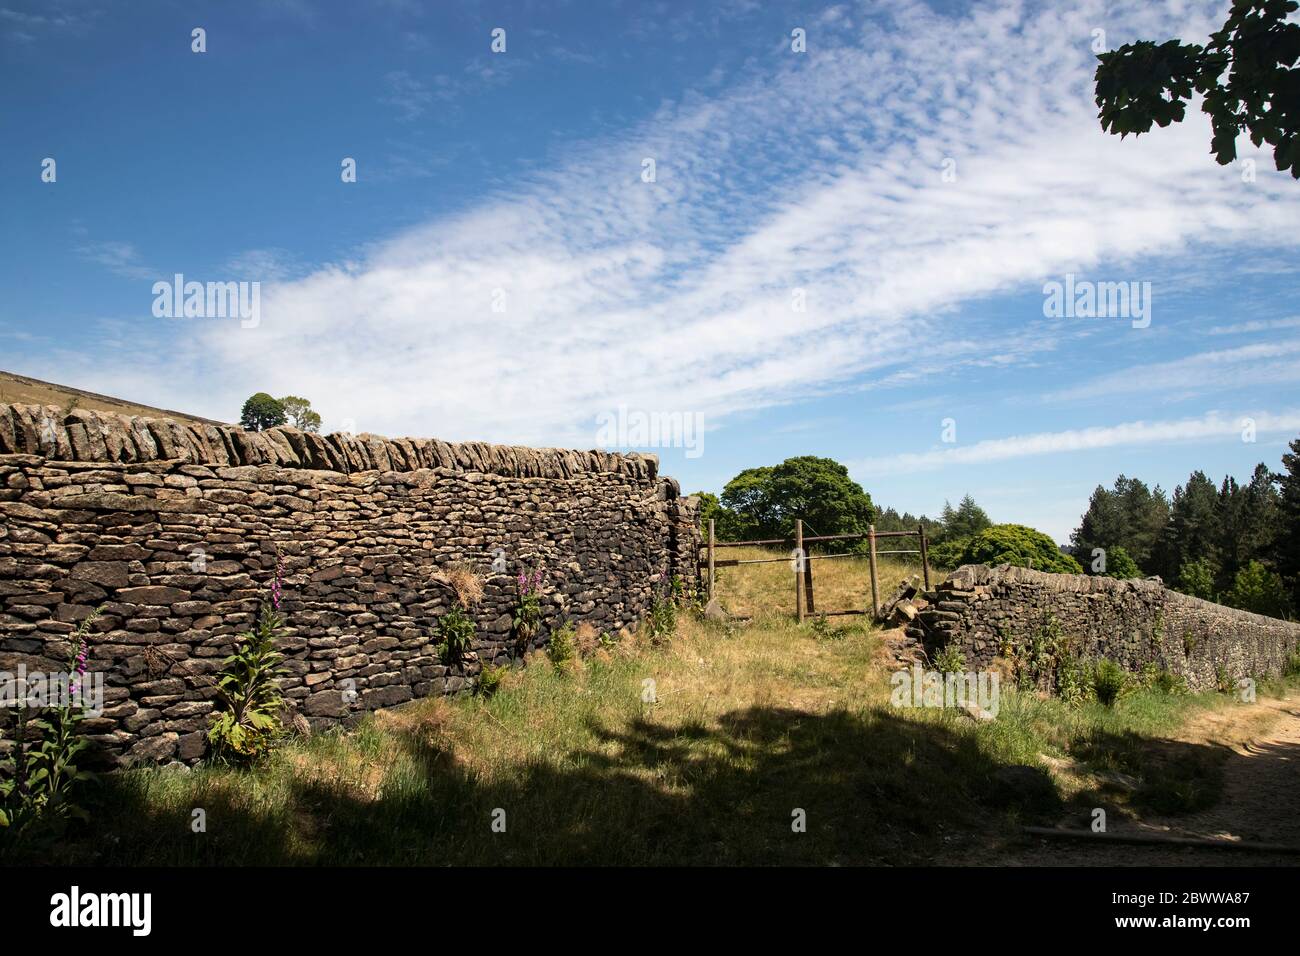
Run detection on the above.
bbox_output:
[0,370,224,426]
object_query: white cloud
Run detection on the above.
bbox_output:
[1207,316,1300,335]
[59,0,1300,444]
[851,409,1300,477]
[76,240,156,281]
[1047,339,1300,402]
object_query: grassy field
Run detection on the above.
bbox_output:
[18,550,1296,866]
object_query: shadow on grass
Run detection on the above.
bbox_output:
[19,705,1087,866]
[1067,727,1234,817]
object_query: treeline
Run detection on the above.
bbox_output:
[693,460,1080,575]
[695,439,1300,619]
[1069,438,1300,616]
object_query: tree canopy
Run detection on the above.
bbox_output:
[1094,0,1300,178]
[952,524,1083,575]
[714,456,875,541]
[278,395,322,433]
[239,393,286,432]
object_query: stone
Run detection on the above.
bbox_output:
[128,732,179,763]
[70,561,131,588]
[117,585,192,605]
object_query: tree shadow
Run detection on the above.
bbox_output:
[40,704,1083,866]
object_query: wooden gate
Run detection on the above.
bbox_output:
[702,520,931,621]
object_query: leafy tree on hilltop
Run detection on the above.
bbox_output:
[1094,0,1300,178]
[239,393,286,432]
[718,466,776,539]
[691,491,749,542]
[278,395,322,433]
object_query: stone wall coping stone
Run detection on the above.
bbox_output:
[0,403,663,485]
[941,563,1300,632]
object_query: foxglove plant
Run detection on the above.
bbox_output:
[1,608,102,845]
[207,563,289,766]
[513,568,545,654]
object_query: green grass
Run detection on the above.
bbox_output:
[9,554,1289,866]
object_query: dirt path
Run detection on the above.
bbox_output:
[1004,692,1300,866]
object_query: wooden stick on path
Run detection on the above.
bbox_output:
[1023,826,1300,854]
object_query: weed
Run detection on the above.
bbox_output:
[434,605,476,667]
[1091,659,1130,707]
[548,623,576,667]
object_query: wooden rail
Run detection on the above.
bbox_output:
[701,522,931,619]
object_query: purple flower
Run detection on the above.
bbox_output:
[271,554,285,609]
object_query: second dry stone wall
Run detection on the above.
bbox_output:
[915,564,1300,690]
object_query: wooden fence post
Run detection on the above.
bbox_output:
[707,519,716,602]
[868,523,879,619]
[919,524,931,590]
[804,549,815,615]
[795,519,805,623]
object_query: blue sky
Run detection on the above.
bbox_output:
[2,0,1298,543]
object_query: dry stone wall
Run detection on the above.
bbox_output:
[0,404,699,766]
[917,564,1300,690]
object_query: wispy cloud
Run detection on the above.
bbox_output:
[1047,340,1300,402]
[1207,316,1300,335]
[76,240,155,281]
[380,70,434,121]
[66,0,1300,445]
[852,410,1300,477]
[225,248,304,283]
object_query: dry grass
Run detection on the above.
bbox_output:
[24,553,1298,867]
[708,545,922,620]
[436,561,485,608]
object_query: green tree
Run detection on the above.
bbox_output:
[239,393,286,432]
[1165,471,1222,581]
[1176,557,1218,601]
[874,506,943,537]
[1275,436,1300,607]
[691,491,747,541]
[1102,545,1142,580]
[719,457,874,541]
[955,524,1083,574]
[718,466,775,539]
[1094,0,1300,178]
[938,494,992,542]
[1238,462,1283,563]
[278,395,322,433]
[1224,560,1291,617]
[1070,475,1169,573]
